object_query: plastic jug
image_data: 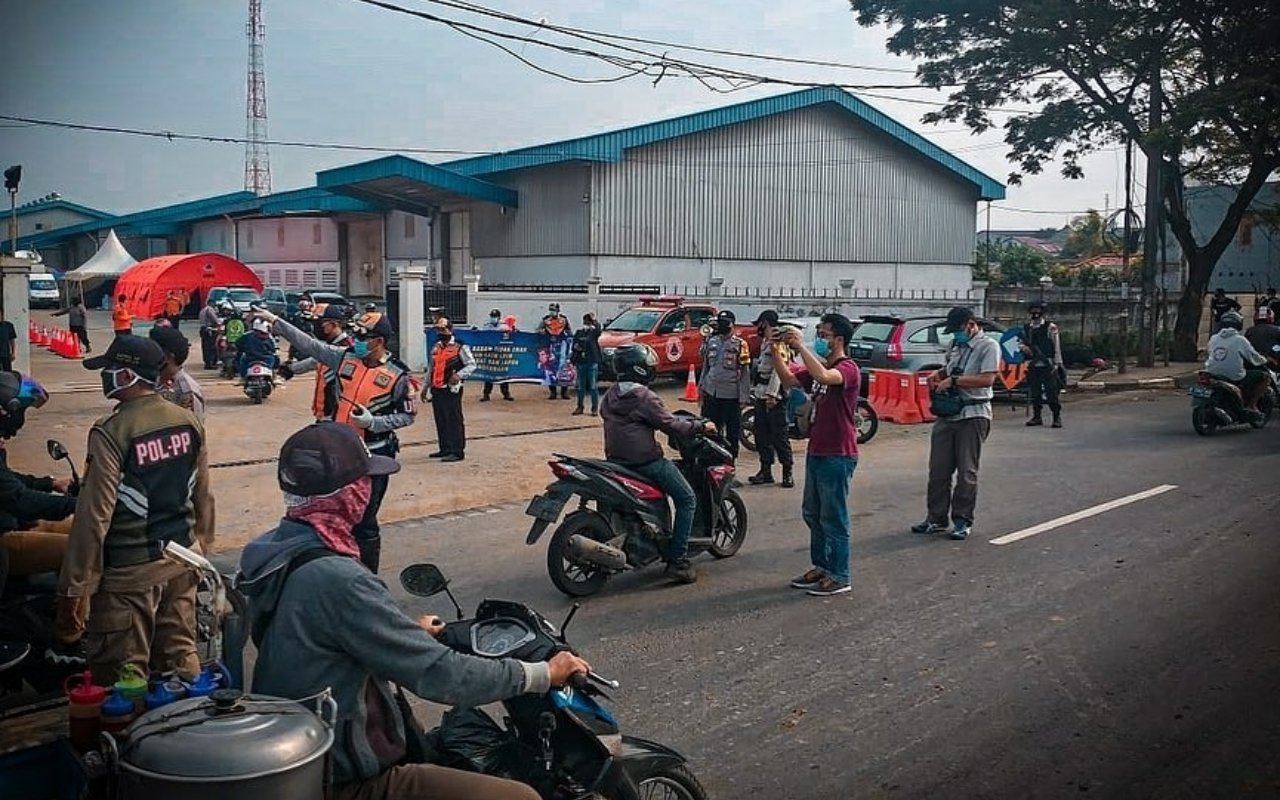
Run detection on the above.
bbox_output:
[184,663,227,698]
[64,671,108,753]
[113,663,148,713]
[100,690,137,736]
[144,678,182,710]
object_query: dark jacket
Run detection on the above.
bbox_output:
[239,331,276,362]
[0,449,76,533]
[571,323,603,365]
[601,381,701,465]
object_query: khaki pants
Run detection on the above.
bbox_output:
[926,417,991,525]
[84,561,200,684]
[1,519,72,576]
[329,764,540,800]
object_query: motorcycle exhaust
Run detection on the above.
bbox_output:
[1213,407,1233,425]
[566,535,628,571]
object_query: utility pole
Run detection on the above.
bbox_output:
[4,165,19,256]
[1138,62,1163,367]
[1119,139,1133,374]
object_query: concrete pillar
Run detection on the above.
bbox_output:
[839,278,856,299]
[1,255,34,373]
[398,264,429,371]
[587,276,601,319]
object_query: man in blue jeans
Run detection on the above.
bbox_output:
[771,313,861,596]
[600,344,715,584]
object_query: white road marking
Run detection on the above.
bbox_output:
[989,484,1179,546]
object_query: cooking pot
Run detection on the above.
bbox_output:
[103,687,335,800]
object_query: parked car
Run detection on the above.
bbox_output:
[283,290,351,326]
[598,296,761,380]
[846,313,1005,384]
[208,285,263,314]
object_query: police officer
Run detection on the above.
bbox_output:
[1020,301,1065,428]
[53,335,214,683]
[747,310,794,487]
[421,317,476,463]
[698,310,751,458]
[258,307,416,573]
[280,304,355,421]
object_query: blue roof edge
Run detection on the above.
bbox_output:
[9,199,114,220]
[317,155,519,208]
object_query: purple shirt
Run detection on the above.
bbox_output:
[795,359,861,457]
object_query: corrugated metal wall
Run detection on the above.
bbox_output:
[590,105,977,264]
[470,164,591,258]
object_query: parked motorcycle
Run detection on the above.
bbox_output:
[243,360,275,404]
[1189,368,1277,435]
[740,389,879,452]
[400,563,708,800]
[525,412,748,597]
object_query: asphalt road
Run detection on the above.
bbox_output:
[373,391,1280,800]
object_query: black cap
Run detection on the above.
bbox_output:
[148,325,190,362]
[753,309,779,327]
[353,311,393,339]
[278,421,400,497]
[1027,301,1046,314]
[319,304,352,321]
[942,306,976,333]
[83,335,165,379]
[716,309,736,324]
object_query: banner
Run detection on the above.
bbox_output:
[425,328,576,386]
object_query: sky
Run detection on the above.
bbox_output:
[0,0,1139,231]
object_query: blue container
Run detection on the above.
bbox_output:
[144,680,181,710]
[183,663,228,698]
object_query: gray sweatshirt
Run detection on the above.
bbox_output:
[237,520,550,785]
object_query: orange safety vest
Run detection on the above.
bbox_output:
[112,306,132,332]
[334,354,410,436]
[431,342,463,389]
[312,363,334,420]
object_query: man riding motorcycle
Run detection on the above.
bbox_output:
[1204,310,1269,417]
[237,317,278,380]
[238,422,589,800]
[1245,306,1280,367]
[600,344,716,585]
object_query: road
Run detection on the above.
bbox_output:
[365,391,1280,800]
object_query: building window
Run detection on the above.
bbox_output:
[404,214,416,239]
[34,223,45,231]
[313,222,322,245]
[277,223,286,248]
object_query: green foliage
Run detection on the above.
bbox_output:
[1059,210,1119,260]
[975,240,1048,287]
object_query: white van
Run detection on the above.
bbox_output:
[27,274,61,309]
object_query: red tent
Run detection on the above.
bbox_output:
[115,253,264,320]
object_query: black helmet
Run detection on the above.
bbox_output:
[1220,310,1245,330]
[611,344,659,385]
[0,371,49,439]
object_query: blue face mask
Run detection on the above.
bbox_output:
[352,340,370,358]
[814,337,832,358]
[952,329,972,345]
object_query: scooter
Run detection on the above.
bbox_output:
[1189,368,1277,435]
[740,387,879,452]
[401,563,707,800]
[243,360,275,404]
[525,413,747,597]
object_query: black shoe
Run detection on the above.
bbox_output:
[429,451,447,458]
[664,560,697,584]
[548,392,558,400]
[780,469,795,488]
[1026,416,1043,427]
[503,395,515,402]
[480,395,492,402]
[441,454,465,462]
[747,469,774,485]
[571,407,584,416]
[1051,415,1062,428]
[560,391,571,400]
[44,637,88,667]
[911,519,949,535]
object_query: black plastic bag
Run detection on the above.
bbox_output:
[433,707,524,778]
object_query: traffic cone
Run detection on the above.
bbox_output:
[54,329,69,357]
[28,321,38,343]
[67,330,82,359]
[680,364,699,403]
[38,326,50,347]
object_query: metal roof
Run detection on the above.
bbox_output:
[441,85,1006,201]
[317,155,519,214]
[8,199,114,220]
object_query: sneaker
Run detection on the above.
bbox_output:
[571,408,584,416]
[441,454,465,463]
[44,637,88,667]
[780,471,795,488]
[1051,416,1062,428]
[806,578,851,597]
[747,471,774,485]
[664,560,697,584]
[910,520,949,535]
[503,395,515,402]
[789,568,823,589]
[480,395,492,402]
[428,451,447,458]
[1026,416,1043,427]
[949,520,972,540]
[589,410,598,416]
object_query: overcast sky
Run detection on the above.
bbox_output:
[0,0,1138,231]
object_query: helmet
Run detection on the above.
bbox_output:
[1220,310,1245,330]
[611,344,658,385]
[1256,306,1275,324]
[0,371,48,439]
[251,317,271,333]
[489,308,501,318]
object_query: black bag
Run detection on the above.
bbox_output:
[929,388,969,418]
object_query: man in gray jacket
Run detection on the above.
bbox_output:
[238,422,589,800]
[52,298,91,354]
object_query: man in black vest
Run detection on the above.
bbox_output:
[1019,302,1065,428]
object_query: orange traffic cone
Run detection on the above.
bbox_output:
[680,364,699,403]
[38,326,50,347]
[28,321,38,343]
[67,330,82,359]
[54,329,68,357]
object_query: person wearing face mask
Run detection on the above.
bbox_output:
[1019,301,1065,428]
[480,308,514,402]
[421,318,476,464]
[149,325,206,422]
[236,316,278,382]
[747,310,794,488]
[238,422,587,800]
[912,307,1000,542]
[537,303,573,400]
[280,304,355,421]
[697,310,751,459]
[52,334,214,684]
[257,308,417,573]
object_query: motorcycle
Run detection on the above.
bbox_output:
[1189,368,1277,435]
[525,413,748,597]
[400,563,708,800]
[243,360,275,404]
[740,388,879,452]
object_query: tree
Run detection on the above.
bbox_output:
[849,1,1280,360]
[1059,210,1119,261]
[975,240,1048,286]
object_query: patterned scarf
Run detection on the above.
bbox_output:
[283,476,372,557]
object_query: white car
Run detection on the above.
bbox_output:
[208,285,263,314]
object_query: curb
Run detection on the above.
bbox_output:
[1071,376,1183,393]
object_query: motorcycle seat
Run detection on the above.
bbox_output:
[563,456,662,489]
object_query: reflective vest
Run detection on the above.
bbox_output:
[312,333,354,420]
[334,353,410,451]
[431,342,463,389]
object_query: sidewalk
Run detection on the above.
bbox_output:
[1067,362,1199,393]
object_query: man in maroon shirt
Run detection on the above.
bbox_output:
[770,313,861,596]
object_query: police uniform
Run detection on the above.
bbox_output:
[1022,312,1063,427]
[285,305,355,421]
[698,324,751,458]
[56,336,214,683]
[272,315,416,573]
[426,330,477,460]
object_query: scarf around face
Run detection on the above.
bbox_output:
[283,476,372,557]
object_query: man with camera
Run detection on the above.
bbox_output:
[1019,301,1066,428]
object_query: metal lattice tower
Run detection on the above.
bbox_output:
[243,0,271,196]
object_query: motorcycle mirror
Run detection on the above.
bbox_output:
[46,439,68,461]
[399,564,464,620]
[560,603,581,640]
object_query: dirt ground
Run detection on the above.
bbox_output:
[12,310,617,551]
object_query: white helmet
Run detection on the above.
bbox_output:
[1256,306,1275,324]
[251,318,271,333]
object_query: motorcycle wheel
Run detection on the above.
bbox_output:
[632,764,708,800]
[546,510,611,597]
[1192,405,1217,436]
[856,399,879,444]
[709,489,748,559]
[739,407,758,453]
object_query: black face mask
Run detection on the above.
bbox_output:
[438,333,453,343]
[716,320,732,334]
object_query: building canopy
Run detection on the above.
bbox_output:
[116,253,263,320]
[64,230,138,282]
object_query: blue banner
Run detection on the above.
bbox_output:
[425,328,577,386]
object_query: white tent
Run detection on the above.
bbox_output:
[65,230,137,282]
